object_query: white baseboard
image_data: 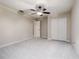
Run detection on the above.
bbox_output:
[0,37,33,48]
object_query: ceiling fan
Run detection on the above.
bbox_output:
[17,4,50,16]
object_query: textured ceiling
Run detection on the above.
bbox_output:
[0,0,33,10]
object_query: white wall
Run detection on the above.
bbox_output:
[71,0,79,55]
[0,5,33,47]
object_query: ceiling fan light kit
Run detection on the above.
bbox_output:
[37,12,43,16]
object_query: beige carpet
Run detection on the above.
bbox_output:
[0,39,78,59]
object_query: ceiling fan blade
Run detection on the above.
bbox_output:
[43,12,50,14]
[18,10,25,15]
[30,9,36,11]
[43,8,47,11]
[31,13,36,15]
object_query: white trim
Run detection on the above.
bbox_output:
[0,38,33,48]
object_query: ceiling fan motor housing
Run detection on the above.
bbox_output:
[36,4,46,11]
